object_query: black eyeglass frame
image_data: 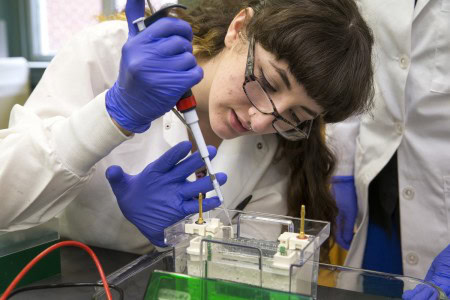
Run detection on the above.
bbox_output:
[242,35,313,140]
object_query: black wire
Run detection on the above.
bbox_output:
[7,282,124,300]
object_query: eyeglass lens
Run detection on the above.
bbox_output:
[244,80,313,134]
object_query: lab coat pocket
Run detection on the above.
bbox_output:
[430,3,450,93]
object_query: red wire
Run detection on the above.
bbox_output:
[0,240,112,300]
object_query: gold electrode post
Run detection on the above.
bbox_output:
[298,205,306,239]
[197,193,204,224]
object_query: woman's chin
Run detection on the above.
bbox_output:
[212,123,238,140]
[216,130,236,140]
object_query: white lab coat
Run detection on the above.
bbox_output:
[0,21,288,254]
[332,0,450,279]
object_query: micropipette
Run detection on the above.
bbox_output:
[132,4,225,204]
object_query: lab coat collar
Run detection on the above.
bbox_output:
[413,0,432,20]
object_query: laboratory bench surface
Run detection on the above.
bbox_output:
[6,245,417,300]
[8,246,140,299]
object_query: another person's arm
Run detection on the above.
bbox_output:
[403,244,450,299]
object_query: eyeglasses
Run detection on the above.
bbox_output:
[242,36,313,141]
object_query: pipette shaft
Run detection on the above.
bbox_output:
[182,108,225,203]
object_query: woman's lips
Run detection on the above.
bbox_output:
[229,109,249,133]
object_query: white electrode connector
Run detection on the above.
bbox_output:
[273,232,311,270]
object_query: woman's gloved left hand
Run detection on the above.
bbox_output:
[403,244,450,299]
[105,141,227,247]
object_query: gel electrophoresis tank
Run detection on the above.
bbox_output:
[163,208,330,299]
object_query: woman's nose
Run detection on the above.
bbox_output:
[248,106,274,133]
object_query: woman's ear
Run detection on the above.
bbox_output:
[224,7,255,49]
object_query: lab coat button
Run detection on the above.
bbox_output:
[406,253,419,265]
[399,55,409,69]
[395,123,403,135]
[164,123,171,130]
[402,187,415,200]
[257,142,263,150]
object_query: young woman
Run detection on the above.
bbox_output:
[0,0,374,259]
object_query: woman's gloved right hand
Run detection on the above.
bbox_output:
[106,141,227,247]
[106,0,203,133]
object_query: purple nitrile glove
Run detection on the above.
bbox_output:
[403,244,450,300]
[106,141,227,247]
[331,175,357,250]
[106,0,203,133]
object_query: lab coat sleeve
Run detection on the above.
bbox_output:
[326,116,361,176]
[0,21,130,231]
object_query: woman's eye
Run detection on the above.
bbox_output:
[259,68,277,93]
